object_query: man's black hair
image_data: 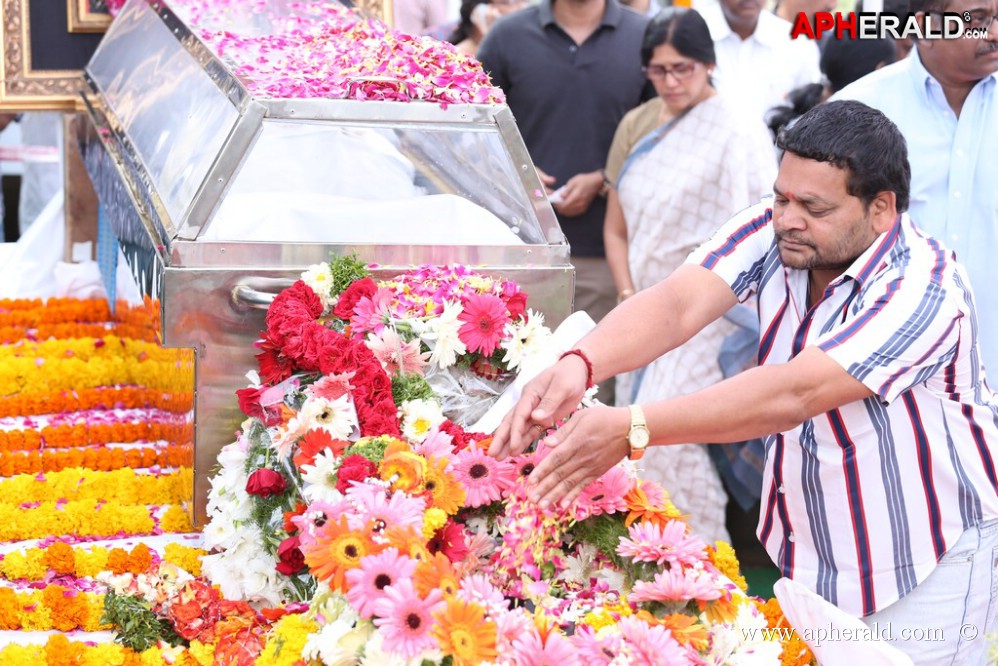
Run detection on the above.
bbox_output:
[641,7,716,68]
[777,100,911,213]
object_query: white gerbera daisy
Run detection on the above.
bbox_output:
[501,309,553,372]
[399,398,445,442]
[299,394,358,440]
[301,263,335,310]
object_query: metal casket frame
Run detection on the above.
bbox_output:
[78,0,574,524]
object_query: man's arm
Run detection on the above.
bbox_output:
[489,263,738,459]
[525,345,875,508]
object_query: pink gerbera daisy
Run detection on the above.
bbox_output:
[616,520,706,569]
[412,427,457,461]
[291,498,352,549]
[617,616,692,665]
[345,482,427,533]
[457,292,510,356]
[345,547,417,618]
[366,327,430,376]
[452,443,516,507]
[571,625,624,666]
[457,573,508,619]
[495,607,535,654]
[629,568,723,604]
[350,287,393,337]
[571,466,632,520]
[511,627,581,666]
[372,578,445,659]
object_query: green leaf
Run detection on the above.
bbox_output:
[329,254,371,297]
[101,590,186,652]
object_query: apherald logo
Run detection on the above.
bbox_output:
[791,11,989,40]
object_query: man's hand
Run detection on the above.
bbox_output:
[488,354,590,461]
[552,170,604,217]
[535,166,556,196]
[526,405,631,508]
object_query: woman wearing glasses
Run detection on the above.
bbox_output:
[603,7,776,543]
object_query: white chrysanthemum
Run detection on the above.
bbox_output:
[560,543,598,585]
[500,309,553,371]
[301,450,346,504]
[420,300,467,369]
[298,394,359,441]
[302,262,335,310]
[360,628,444,666]
[399,398,445,442]
[709,601,784,666]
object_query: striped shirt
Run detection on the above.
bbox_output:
[687,201,998,617]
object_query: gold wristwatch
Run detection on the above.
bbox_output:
[627,404,650,461]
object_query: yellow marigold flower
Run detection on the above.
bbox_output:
[164,543,205,577]
[258,614,319,666]
[160,504,195,533]
[0,645,39,663]
[76,547,110,578]
[423,507,449,539]
[1,549,45,581]
[708,540,748,592]
[603,596,633,618]
[83,643,132,666]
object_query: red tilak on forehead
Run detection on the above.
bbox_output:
[785,191,796,202]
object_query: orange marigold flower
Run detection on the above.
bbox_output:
[431,597,497,666]
[42,542,76,576]
[0,588,22,630]
[379,450,426,494]
[127,543,153,575]
[106,548,130,575]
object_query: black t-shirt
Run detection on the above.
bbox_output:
[478,0,655,257]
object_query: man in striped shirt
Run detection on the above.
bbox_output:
[489,100,998,663]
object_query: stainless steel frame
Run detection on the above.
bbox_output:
[79,0,574,525]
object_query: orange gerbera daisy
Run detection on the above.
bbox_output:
[623,482,687,527]
[303,515,380,591]
[431,597,497,666]
[422,456,465,515]
[414,552,460,599]
[637,610,710,651]
[383,525,431,562]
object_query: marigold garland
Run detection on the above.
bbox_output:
[0,336,181,363]
[0,387,194,419]
[0,297,160,330]
[0,499,193,541]
[0,421,193,453]
[0,444,191,476]
[0,635,216,666]
[0,356,192,395]
[0,585,107,631]
[0,542,207,582]
[0,467,191,504]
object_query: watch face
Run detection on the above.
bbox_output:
[630,427,650,449]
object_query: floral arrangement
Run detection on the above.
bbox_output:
[145,0,506,106]
[88,257,795,666]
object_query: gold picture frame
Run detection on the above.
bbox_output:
[68,0,112,33]
[0,0,106,110]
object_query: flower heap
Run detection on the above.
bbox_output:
[180,258,802,665]
[157,0,506,105]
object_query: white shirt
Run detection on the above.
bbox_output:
[832,50,998,375]
[688,202,998,616]
[697,3,822,124]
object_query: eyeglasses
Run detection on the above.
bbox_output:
[643,61,699,81]
[932,9,998,31]
[964,9,998,30]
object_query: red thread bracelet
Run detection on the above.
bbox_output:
[559,349,595,389]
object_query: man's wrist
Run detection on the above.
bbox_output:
[559,349,595,390]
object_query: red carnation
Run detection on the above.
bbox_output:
[255,332,295,386]
[335,454,378,493]
[245,468,287,497]
[504,290,528,321]
[333,277,378,320]
[266,280,323,345]
[275,536,306,576]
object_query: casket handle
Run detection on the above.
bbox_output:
[231,279,293,310]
